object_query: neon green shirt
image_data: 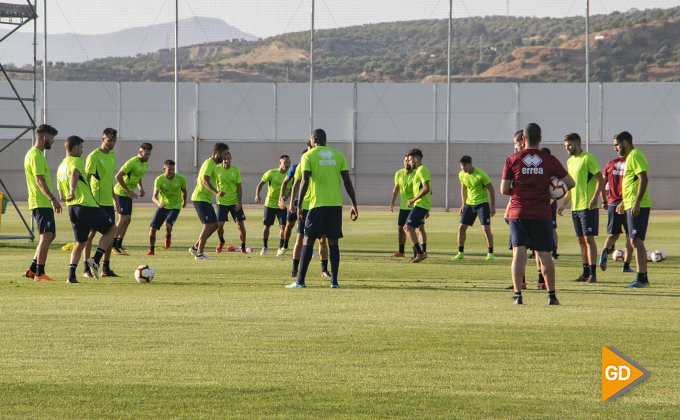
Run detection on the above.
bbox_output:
[191,158,218,203]
[216,165,241,206]
[300,146,349,209]
[113,156,148,197]
[57,157,97,207]
[85,148,116,206]
[154,173,186,210]
[412,165,432,211]
[261,168,290,209]
[294,162,310,210]
[622,148,651,210]
[458,167,491,205]
[394,168,416,211]
[24,147,53,209]
[566,151,600,211]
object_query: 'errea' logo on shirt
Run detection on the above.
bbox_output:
[521,154,544,174]
[318,149,336,166]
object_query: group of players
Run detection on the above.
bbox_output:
[23,122,651,298]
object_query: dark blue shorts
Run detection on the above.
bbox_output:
[305,206,343,240]
[572,208,599,237]
[32,208,55,235]
[398,208,425,227]
[551,206,557,228]
[625,207,650,240]
[296,209,308,235]
[263,206,286,226]
[150,207,180,230]
[115,194,133,215]
[193,201,217,224]
[607,200,628,236]
[92,206,115,233]
[286,210,297,223]
[460,203,491,226]
[406,206,429,228]
[509,219,555,252]
[68,205,115,243]
[217,204,246,223]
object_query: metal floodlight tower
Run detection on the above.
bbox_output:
[0,1,38,240]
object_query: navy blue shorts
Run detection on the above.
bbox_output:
[625,207,650,240]
[150,207,181,230]
[286,210,297,223]
[32,208,56,235]
[607,200,628,236]
[305,206,343,240]
[115,194,133,215]
[551,206,557,228]
[509,219,555,252]
[398,208,425,227]
[460,203,491,226]
[217,204,246,223]
[296,209,309,234]
[263,206,286,226]
[405,206,428,228]
[572,208,599,237]
[193,201,217,224]
[68,205,115,243]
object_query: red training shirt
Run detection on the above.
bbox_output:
[603,157,626,204]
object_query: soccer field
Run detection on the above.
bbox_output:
[1,206,679,419]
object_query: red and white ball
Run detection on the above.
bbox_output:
[135,265,154,283]
[611,249,625,262]
[651,250,665,263]
[646,250,654,262]
[549,177,568,200]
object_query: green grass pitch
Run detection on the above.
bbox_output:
[1,206,679,419]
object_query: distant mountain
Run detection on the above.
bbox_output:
[0,17,257,65]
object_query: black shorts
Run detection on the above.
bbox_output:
[607,200,628,236]
[193,201,217,224]
[398,208,425,227]
[551,206,557,228]
[625,207,650,240]
[405,206,428,228]
[115,194,133,215]
[263,206,286,226]
[460,203,491,226]
[217,204,246,223]
[572,209,599,237]
[509,219,555,252]
[68,205,115,243]
[286,210,297,223]
[304,206,343,240]
[32,208,55,235]
[150,208,181,230]
[297,209,309,235]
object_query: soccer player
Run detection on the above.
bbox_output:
[404,149,431,264]
[255,155,291,256]
[452,155,495,260]
[598,139,635,273]
[286,128,358,288]
[112,143,152,255]
[56,136,117,283]
[147,160,186,255]
[558,133,604,284]
[189,143,229,260]
[390,154,426,258]
[501,123,574,305]
[278,149,307,257]
[23,124,62,282]
[215,151,247,254]
[613,131,651,288]
[83,128,118,278]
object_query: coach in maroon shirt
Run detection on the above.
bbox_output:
[500,123,574,305]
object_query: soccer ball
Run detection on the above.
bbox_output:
[651,250,666,262]
[611,249,625,262]
[549,177,568,200]
[646,250,654,262]
[135,265,154,283]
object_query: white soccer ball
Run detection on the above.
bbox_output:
[611,249,625,262]
[646,250,654,262]
[549,177,568,200]
[651,250,665,263]
[135,264,154,283]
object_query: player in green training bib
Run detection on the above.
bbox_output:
[255,155,291,256]
[215,151,248,254]
[390,154,426,259]
[453,155,496,261]
[112,143,152,255]
[56,136,117,283]
[559,133,605,284]
[404,148,431,264]
[147,159,187,255]
[23,124,62,282]
[613,131,652,289]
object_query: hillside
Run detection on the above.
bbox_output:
[6,6,680,84]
